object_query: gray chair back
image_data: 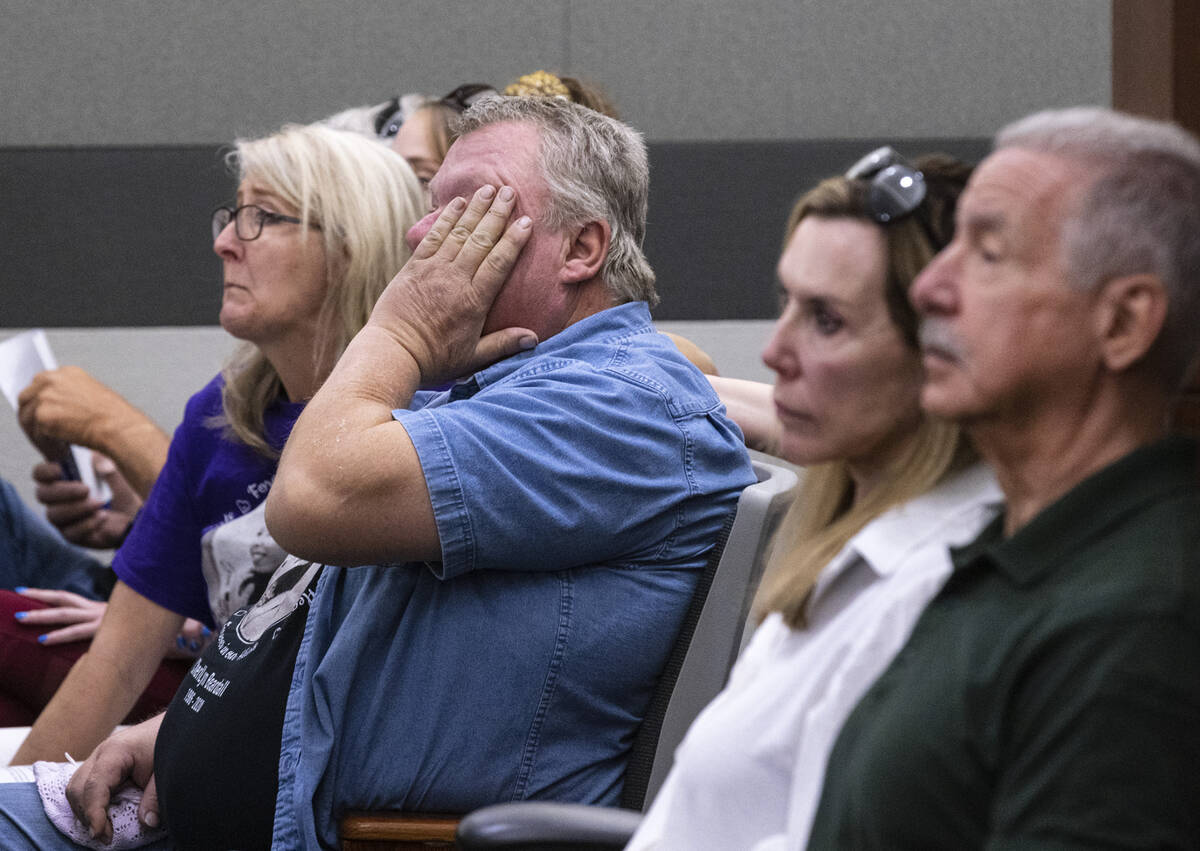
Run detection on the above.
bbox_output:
[641,459,798,805]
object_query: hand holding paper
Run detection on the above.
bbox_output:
[33,457,140,548]
[0,331,111,502]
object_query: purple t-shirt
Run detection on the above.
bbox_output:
[112,374,304,627]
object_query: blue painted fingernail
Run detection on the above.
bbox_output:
[37,634,47,644]
[202,626,212,637]
[13,586,26,594]
[14,611,26,621]
[189,640,200,652]
[176,636,186,649]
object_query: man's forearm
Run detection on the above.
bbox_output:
[267,325,439,565]
[311,323,425,423]
[98,415,169,501]
[268,184,531,566]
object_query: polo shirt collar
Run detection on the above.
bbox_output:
[956,436,1198,587]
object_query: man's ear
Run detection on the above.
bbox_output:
[1094,273,1168,372]
[561,220,610,285]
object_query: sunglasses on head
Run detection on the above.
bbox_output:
[437,83,499,113]
[845,146,929,224]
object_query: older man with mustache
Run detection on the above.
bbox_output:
[808,107,1200,848]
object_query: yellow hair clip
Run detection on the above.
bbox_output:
[504,70,571,100]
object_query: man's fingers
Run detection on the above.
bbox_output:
[42,494,101,520]
[454,185,519,274]
[441,184,505,263]
[475,215,533,291]
[15,372,48,408]
[31,461,67,484]
[57,514,106,545]
[40,498,99,527]
[35,477,93,504]
[468,329,540,375]
[72,760,122,843]
[410,196,468,260]
[139,774,161,829]
[414,184,510,267]
[66,720,160,842]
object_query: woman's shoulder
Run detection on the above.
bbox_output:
[174,373,227,441]
[183,373,226,416]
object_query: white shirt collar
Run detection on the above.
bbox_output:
[808,463,1003,607]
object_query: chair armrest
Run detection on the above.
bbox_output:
[456,802,643,850]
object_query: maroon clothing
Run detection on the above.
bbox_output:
[0,590,190,726]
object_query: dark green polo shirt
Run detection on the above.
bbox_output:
[807,437,1200,849]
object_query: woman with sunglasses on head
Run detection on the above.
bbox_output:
[387,83,497,191]
[626,150,1003,850]
[8,122,424,767]
[389,72,620,191]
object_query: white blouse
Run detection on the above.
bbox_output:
[627,463,1002,850]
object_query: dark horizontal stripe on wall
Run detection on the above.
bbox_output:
[0,138,989,327]
[3,146,233,327]
[646,138,990,320]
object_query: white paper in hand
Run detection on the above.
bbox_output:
[0,330,113,503]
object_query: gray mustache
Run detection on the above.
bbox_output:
[918,322,965,359]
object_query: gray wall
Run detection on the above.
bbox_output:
[0,0,1112,503]
[0,321,775,510]
[1,0,1110,327]
[2,0,1109,145]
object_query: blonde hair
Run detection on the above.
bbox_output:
[217,123,424,456]
[758,155,975,628]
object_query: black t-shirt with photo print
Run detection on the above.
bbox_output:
[154,557,323,851]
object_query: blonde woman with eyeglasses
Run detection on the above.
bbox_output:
[7,122,423,768]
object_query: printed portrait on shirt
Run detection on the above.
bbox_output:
[200,501,287,625]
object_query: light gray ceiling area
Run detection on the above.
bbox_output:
[2,0,1110,145]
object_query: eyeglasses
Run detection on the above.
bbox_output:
[437,83,498,113]
[845,146,928,224]
[211,204,315,242]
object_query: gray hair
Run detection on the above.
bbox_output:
[996,107,1200,388]
[455,95,658,306]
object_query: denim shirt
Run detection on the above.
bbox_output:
[270,302,755,849]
